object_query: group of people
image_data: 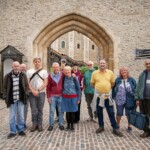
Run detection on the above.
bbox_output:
[46,62,82,132]
[3,57,150,139]
[90,59,150,138]
[3,58,48,139]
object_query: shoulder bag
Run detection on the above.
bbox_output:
[123,80,135,109]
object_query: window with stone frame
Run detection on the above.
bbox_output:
[92,45,95,50]
[77,43,80,49]
[61,41,65,48]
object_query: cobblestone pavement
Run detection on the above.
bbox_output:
[0,94,150,150]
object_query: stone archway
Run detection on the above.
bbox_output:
[33,13,114,70]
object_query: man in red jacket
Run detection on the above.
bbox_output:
[47,62,64,131]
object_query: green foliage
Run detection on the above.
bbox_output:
[49,67,53,73]
[94,66,98,70]
[78,65,98,75]
[78,66,88,74]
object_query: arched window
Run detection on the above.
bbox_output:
[77,43,80,49]
[61,41,65,48]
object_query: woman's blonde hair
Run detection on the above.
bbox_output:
[63,66,72,71]
[119,67,130,78]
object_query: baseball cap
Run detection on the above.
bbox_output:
[61,58,67,63]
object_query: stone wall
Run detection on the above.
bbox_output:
[52,31,99,64]
[0,0,150,78]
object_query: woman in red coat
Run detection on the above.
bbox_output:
[71,64,83,123]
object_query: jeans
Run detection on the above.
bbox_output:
[9,101,25,134]
[29,92,45,125]
[97,98,118,129]
[85,93,94,118]
[116,104,131,117]
[49,96,63,126]
[24,100,29,124]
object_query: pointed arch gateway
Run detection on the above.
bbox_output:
[33,13,114,70]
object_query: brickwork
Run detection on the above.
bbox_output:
[0,0,150,78]
[0,95,150,150]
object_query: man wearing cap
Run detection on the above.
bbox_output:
[83,61,96,122]
[60,58,67,71]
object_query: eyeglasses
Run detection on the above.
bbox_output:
[87,64,92,66]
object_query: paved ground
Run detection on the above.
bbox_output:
[0,94,150,150]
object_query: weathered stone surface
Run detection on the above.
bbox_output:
[0,0,150,78]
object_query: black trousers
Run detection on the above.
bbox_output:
[74,102,81,123]
[66,112,75,127]
[140,99,150,132]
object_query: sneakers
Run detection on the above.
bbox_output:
[7,131,26,139]
[30,125,43,132]
[19,131,26,136]
[7,133,16,139]
[95,127,105,134]
[140,132,150,138]
[127,127,132,133]
[48,126,53,131]
[48,125,65,131]
[59,125,64,130]
[113,129,123,137]
[38,125,43,132]
[30,125,38,132]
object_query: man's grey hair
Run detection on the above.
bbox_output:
[12,61,20,67]
[52,62,60,67]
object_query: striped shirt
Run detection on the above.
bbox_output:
[12,73,20,102]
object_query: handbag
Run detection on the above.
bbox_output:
[129,110,146,130]
[123,80,135,109]
[125,92,136,109]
